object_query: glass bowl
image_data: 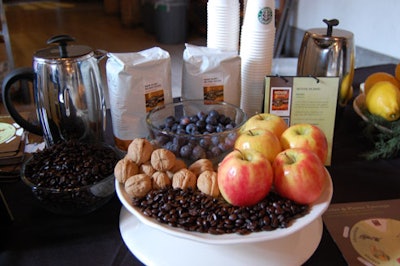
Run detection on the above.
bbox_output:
[21,142,120,215]
[146,100,247,166]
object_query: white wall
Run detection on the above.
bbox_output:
[291,0,400,60]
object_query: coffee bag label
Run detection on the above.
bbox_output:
[203,73,224,102]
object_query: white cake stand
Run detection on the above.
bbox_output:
[119,206,323,266]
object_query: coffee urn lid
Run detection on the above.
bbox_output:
[306,19,353,40]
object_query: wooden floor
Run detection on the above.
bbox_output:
[0,0,206,116]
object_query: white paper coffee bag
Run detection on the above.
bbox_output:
[181,44,241,106]
[106,47,172,151]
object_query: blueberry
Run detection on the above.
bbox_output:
[215,124,225,133]
[165,116,176,128]
[173,136,186,146]
[199,137,211,148]
[218,114,226,124]
[156,135,169,146]
[218,142,231,152]
[180,144,192,158]
[176,128,186,134]
[197,111,206,121]
[196,120,206,130]
[210,146,223,157]
[185,123,198,134]
[180,116,190,126]
[189,115,199,123]
[205,124,215,133]
[211,135,220,146]
[191,145,206,160]
[171,123,178,132]
[208,109,219,118]
[225,124,234,130]
[205,115,218,126]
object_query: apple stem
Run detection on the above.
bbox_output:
[284,152,296,164]
[234,148,245,160]
[248,130,254,136]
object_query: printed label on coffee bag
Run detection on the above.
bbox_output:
[145,82,165,112]
[203,73,224,102]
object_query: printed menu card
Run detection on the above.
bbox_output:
[264,76,339,165]
[323,199,400,266]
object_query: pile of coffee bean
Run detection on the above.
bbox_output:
[132,187,309,235]
[150,109,239,162]
[25,140,119,189]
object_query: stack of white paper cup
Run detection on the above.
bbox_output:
[240,0,275,116]
[207,0,240,52]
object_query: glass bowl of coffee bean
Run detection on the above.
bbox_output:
[21,140,121,215]
[146,100,247,166]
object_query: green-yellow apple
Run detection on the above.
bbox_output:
[217,149,273,206]
[240,113,288,137]
[273,148,327,204]
[280,123,328,164]
[234,128,282,163]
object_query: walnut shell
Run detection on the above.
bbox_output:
[152,171,172,189]
[169,158,187,173]
[151,148,176,171]
[139,161,156,177]
[124,173,152,198]
[188,158,214,177]
[197,170,220,197]
[114,157,139,184]
[126,138,153,165]
[172,168,197,190]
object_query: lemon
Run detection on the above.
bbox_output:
[338,71,354,106]
[365,81,400,121]
[364,72,400,95]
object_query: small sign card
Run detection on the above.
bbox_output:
[323,199,400,266]
[264,76,340,165]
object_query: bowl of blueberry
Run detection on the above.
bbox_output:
[21,140,121,215]
[146,100,247,166]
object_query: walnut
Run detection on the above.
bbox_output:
[114,157,139,184]
[139,161,156,176]
[152,171,172,189]
[172,168,197,190]
[197,170,220,197]
[124,173,152,198]
[188,158,214,177]
[166,170,174,179]
[169,158,187,173]
[150,148,176,171]
[126,138,153,165]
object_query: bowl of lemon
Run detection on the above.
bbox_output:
[353,64,400,133]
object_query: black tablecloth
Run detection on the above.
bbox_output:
[1,64,400,266]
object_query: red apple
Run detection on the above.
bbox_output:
[234,128,282,163]
[280,123,328,164]
[240,113,288,137]
[217,149,273,206]
[273,148,327,204]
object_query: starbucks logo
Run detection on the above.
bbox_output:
[258,7,273,25]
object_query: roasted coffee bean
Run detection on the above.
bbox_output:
[25,140,118,189]
[132,187,309,235]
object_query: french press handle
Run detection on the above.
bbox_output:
[1,67,43,136]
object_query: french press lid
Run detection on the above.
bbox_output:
[33,34,94,62]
